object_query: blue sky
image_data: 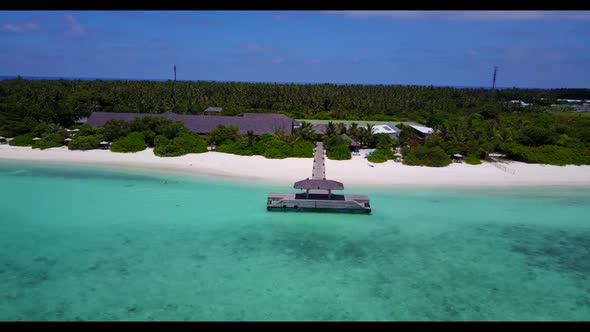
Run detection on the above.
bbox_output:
[1,10,589,88]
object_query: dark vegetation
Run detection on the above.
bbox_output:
[1,77,590,165]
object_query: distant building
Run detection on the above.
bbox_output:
[86,111,296,136]
[408,124,434,139]
[74,117,88,124]
[341,134,360,152]
[510,100,530,107]
[312,124,327,135]
[204,107,223,114]
[372,124,401,140]
[557,99,583,103]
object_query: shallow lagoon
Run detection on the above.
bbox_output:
[0,161,589,321]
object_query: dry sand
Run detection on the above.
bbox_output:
[1,145,589,187]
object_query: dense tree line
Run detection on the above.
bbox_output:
[2,77,590,166]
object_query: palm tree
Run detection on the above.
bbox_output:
[246,130,256,147]
[336,123,347,135]
[326,121,337,137]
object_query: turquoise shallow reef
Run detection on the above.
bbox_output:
[0,160,589,321]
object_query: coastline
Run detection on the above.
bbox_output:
[1,145,590,188]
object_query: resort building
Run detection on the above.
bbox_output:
[204,107,223,114]
[510,100,531,107]
[408,124,435,140]
[372,124,401,140]
[85,111,296,136]
[341,134,360,152]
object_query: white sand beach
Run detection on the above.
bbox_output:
[1,145,589,187]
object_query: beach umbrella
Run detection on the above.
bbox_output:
[73,129,80,132]
[100,141,109,145]
[453,154,463,158]
[0,136,4,139]
[64,138,72,141]
[33,137,41,141]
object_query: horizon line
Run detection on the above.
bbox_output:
[1,74,588,90]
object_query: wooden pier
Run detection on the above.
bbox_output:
[267,142,371,213]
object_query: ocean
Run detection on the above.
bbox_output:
[0,160,588,321]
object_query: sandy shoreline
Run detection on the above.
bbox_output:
[1,145,589,188]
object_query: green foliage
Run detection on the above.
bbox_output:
[68,135,101,151]
[291,140,314,158]
[75,124,97,137]
[110,132,146,153]
[208,125,240,146]
[519,125,559,146]
[9,132,35,146]
[499,143,590,166]
[0,117,37,138]
[403,146,451,167]
[367,136,395,163]
[216,137,254,156]
[154,131,208,157]
[66,90,110,125]
[129,116,184,146]
[325,135,351,160]
[33,131,67,150]
[2,78,590,166]
[252,134,292,159]
[374,133,394,150]
[464,155,482,165]
[367,147,395,163]
[557,134,583,148]
[96,119,129,142]
[263,147,288,159]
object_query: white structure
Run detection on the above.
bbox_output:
[372,124,401,140]
[409,124,434,136]
[557,99,583,103]
[510,100,530,107]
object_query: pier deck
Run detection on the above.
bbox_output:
[310,142,328,194]
[266,141,371,213]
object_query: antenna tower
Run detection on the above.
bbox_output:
[492,66,498,90]
[173,65,177,109]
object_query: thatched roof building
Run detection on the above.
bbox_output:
[86,111,296,136]
[293,179,344,191]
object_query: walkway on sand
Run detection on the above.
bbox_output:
[312,142,326,180]
[310,142,327,194]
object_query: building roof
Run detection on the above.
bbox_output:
[86,112,294,136]
[372,124,400,135]
[409,124,434,135]
[293,179,344,191]
[312,124,327,134]
[341,134,359,147]
[204,107,223,112]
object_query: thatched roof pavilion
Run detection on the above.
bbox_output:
[294,179,344,199]
[294,179,344,191]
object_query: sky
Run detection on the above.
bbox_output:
[0,10,589,88]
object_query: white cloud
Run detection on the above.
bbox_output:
[323,11,590,21]
[2,20,40,33]
[64,14,85,35]
[3,24,22,32]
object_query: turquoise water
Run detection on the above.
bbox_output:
[0,160,589,321]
